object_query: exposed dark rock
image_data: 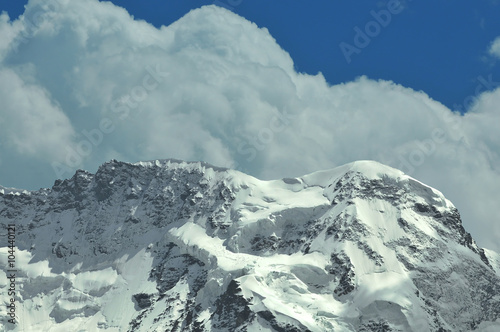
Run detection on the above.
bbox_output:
[133,293,153,309]
[211,280,255,330]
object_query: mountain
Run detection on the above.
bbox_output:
[1,159,499,331]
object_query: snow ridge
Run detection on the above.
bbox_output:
[1,159,499,331]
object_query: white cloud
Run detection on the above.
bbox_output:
[0,67,76,162]
[488,36,500,59]
[0,12,23,60]
[0,0,500,251]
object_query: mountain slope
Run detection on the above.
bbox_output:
[1,159,499,331]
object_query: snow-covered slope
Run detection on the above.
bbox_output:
[1,159,499,331]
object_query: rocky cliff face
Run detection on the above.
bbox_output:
[1,159,499,331]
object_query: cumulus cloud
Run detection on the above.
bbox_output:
[0,0,499,251]
[488,36,500,59]
[0,67,76,162]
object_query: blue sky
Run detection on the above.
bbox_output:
[0,0,499,250]
[4,0,499,110]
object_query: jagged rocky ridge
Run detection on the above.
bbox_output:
[1,159,500,331]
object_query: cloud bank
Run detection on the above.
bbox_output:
[0,0,499,250]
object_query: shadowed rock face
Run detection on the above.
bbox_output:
[1,159,499,331]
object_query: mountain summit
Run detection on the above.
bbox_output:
[1,159,499,331]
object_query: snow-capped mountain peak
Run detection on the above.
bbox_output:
[1,159,499,331]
